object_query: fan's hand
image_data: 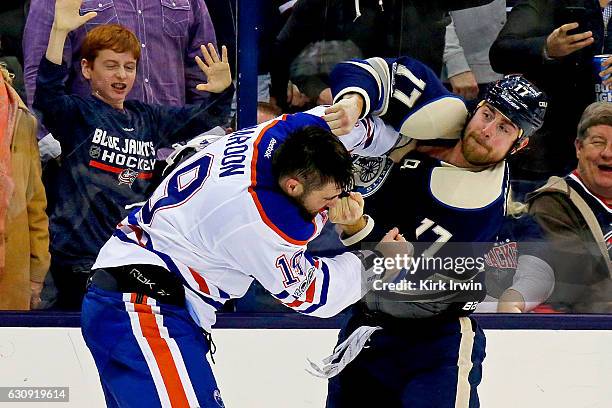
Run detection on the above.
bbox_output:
[54,0,97,32]
[195,43,232,94]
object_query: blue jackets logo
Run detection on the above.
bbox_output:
[352,155,394,197]
[118,168,139,187]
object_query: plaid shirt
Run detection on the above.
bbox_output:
[603,4,612,37]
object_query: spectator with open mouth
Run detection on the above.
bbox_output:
[528,101,612,313]
[32,0,233,310]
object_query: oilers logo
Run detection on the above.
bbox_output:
[351,155,394,198]
[118,168,139,186]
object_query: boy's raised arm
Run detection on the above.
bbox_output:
[46,0,97,65]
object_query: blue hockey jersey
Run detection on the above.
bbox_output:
[330,56,468,141]
[353,151,509,317]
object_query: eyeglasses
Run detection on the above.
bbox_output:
[583,137,612,152]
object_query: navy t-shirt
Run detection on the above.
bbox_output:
[34,57,232,266]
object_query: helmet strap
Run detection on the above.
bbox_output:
[509,129,527,155]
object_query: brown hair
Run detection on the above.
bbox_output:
[81,24,141,64]
[272,126,354,192]
[577,102,612,141]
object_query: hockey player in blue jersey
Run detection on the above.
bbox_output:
[311,57,548,407]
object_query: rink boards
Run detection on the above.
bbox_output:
[0,313,611,408]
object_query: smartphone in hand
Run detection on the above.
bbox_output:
[561,6,588,36]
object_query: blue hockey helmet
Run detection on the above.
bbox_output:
[481,74,548,141]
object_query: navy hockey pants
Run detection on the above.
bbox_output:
[326,311,485,408]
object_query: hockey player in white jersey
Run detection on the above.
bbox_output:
[81,104,412,407]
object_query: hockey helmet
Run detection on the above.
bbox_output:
[481,74,547,141]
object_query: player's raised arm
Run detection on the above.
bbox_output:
[328,58,389,123]
[300,106,402,156]
[327,56,468,141]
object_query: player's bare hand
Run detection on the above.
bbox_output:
[53,0,97,32]
[328,192,364,226]
[375,227,413,281]
[195,44,232,93]
[449,71,479,100]
[323,93,364,136]
[377,227,407,245]
[599,56,612,87]
[545,23,593,58]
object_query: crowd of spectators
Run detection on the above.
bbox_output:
[0,0,610,314]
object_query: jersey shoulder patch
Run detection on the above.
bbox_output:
[351,155,394,198]
[430,161,507,209]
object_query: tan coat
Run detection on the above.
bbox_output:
[0,91,50,310]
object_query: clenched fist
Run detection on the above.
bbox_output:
[323,93,364,136]
[328,192,364,226]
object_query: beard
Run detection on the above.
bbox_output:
[461,132,500,166]
[291,192,319,219]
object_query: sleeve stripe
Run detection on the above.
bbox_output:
[189,267,211,295]
[300,261,330,314]
[366,57,392,116]
[186,268,231,300]
[273,290,291,300]
[195,291,226,310]
[285,298,304,308]
[333,86,372,120]
[276,259,331,314]
[340,214,375,246]
[305,278,316,303]
[343,61,382,98]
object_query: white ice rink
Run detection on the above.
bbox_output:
[0,326,611,407]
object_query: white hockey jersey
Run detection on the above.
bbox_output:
[93,106,400,330]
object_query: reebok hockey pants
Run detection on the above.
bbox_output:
[81,285,224,408]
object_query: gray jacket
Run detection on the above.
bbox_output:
[442,0,506,83]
